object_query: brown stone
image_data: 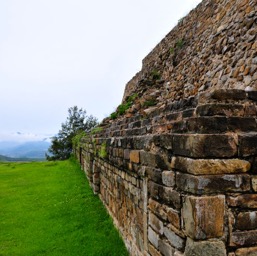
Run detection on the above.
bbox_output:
[148,243,162,256]
[230,230,257,247]
[165,206,181,229]
[182,195,225,240]
[227,194,257,208]
[130,150,140,163]
[176,172,251,195]
[239,133,257,157]
[172,134,238,158]
[148,199,167,221]
[161,187,181,209]
[252,176,257,192]
[235,246,257,256]
[171,156,250,175]
[236,211,257,230]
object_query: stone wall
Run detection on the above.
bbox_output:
[75,0,257,255]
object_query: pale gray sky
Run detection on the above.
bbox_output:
[0,0,202,141]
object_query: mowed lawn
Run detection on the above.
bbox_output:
[0,158,128,256]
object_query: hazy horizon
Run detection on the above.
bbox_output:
[0,0,202,142]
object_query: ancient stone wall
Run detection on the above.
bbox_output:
[75,0,257,255]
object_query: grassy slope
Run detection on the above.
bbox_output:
[0,159,128,256]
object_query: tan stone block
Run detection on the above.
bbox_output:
[182,195,225,239]
[130,150,140,163]
[252,176,257,192]
[171,156,250,175]
[148,243,161,256]
[227,194,257,208]
[235,246,257,256]
[149,212,164,235]
[165,206,181,229]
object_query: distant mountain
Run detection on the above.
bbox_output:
[0,140,51,159]
[0,154,45,162]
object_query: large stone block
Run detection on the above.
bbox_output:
[172,134,237,158]
[236,211,257,230]
[230,230,257,247]
[161,187,181,209]
[182,195,225,240]
[184,238,226,256]
[130,150,140,163]
[171,156,251,175]
[176,172,251,195]
[162,171,175,187]
[227,194,257,208]
[235,246,257,256]
[148,227,159,249]
[238,133,257,157]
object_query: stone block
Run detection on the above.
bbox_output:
[145,167,162,183]
[238,133,257,157]
[184,238,226,256]
[173,134,237,158]
[148,227,159,249]
[130,150,140,163]
[176,172,251,195]
[162,171,175,187]
[236,211,257,230]
[161,187,181,209]
[235,246,257,256]
[171,156,250,175]
[152,134,173,150]
[252,176,257,192]
[227,194,257,208]
[149,212,164,235]
[148,199,167,221]
[182,195,225,240]
[159,239,175,256]
[196,103,245,117]
[148,181,162,200]
[230,230,257,247]
[164,226,185,250]
[148,243,161,256]
[165,207,180,229]
[140,151,168,169]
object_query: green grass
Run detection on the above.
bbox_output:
[0,158,128,256]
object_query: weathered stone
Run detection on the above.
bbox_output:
[159,239,175,256]
[140,151,168,169]
[164,226,185,250]
[161,187,181,209]
[165,207,181,229]
[252,176,257,192]
[145,167,162,183]
[176,172,251,194]
[173,134,238,158]
[182,195,225,240]
[148,243,162,256]
[238,133,257,157]
[148,199,167,221]
[148,227,159,249]
[236,211,257,230]
[149,212,164,235]
[230,230,257,247]
[184,238,226,256]
[162,171,175,187]
[227,194,257,208]
[235,246,257,256]
[171,156,251,175]
[196,103,245,116]
[130,150,140,163]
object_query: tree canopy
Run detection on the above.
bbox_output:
[46,106,98,160]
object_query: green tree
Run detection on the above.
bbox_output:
[46,106,98,160]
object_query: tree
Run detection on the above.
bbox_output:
[46,106,98,160]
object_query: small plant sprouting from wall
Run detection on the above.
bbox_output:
[72,131,87,147]
[109,93,138,119]
[90,126,103,135]
[143,100,157,107]
[176,39,184,49]
[99,142,107,159]
[151,69,161,80]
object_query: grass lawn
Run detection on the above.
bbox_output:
[0,158,128,256]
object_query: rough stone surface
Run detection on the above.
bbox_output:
[235,247,257,256]
[230,230,257,247]
[171,157,251,175]
[163,226,185,250]
[182,195,225,240]
[184,238,226,256]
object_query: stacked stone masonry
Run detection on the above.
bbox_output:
[75,0,257,255]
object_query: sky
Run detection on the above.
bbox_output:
[0,0,202,142]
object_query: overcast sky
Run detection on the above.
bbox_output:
[0,0,202,141]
